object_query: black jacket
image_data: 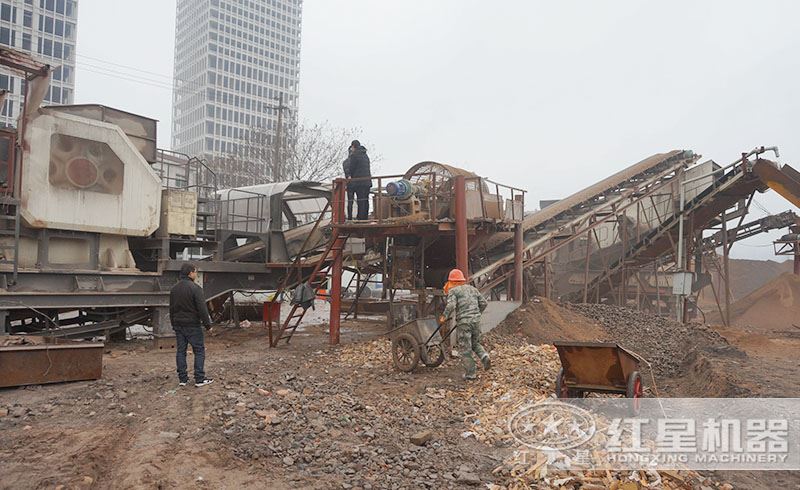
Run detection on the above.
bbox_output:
[170,277,212,329]
[346,146,371,182]
[342,158,352,178]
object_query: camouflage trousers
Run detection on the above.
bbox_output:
[457,320,487,378]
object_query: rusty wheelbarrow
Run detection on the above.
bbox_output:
[553,341,644,406]
[388,317,448,372]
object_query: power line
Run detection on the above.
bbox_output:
[75,55,207,93]
[78,62,186,90]
[77,53,206,90]
[77,64,202,96]
[75,60,205,90]
[76,53,179,80]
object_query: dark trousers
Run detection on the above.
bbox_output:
[346,188,355,221]
[175,326,205,383]
[354,184,371,221]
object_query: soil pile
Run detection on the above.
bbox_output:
[709,272,800,332]
[697,258,792,310]
[494,297,605,343]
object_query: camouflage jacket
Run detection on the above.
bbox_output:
[443,284,487,325]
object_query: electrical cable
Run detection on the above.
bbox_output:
[76,60,207,92]
[77,65,202,96]
[77,53,194,81]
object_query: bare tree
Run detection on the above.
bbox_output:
[231,120,368,186]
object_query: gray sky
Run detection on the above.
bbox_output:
[74,0,800,260]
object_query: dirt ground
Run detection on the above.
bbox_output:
[2,298,800,489]
[0,320,532,490]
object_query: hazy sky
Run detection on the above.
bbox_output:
[74,1,800,260]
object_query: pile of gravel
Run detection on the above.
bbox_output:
[566,303,733,379]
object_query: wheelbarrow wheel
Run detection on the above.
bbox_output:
[626,371,643,413]
[392,333,420,372]
[422,343,445,368]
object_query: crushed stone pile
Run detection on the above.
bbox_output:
[567,304,732,379]
[216,331,721,489]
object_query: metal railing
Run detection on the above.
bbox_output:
[152,149,219,238]
[335,171,525,224]
[216,189,268,235]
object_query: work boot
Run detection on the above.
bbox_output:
[481,354,491,371]
[463,373,477,381]
[195,378,214,387]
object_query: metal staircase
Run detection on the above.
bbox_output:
[0,195,20,284]
[268,228,349,347]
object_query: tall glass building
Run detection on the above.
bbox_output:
[171,0,302,189]
[0,0,78,127]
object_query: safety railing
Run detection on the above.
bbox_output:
[334,171,525,225]
[152,149,218,196]
[151,149,220,239]
[465,176,526,223]
[216,188,268,235]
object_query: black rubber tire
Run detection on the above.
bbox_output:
[392,333,420,372]
[422,343,445,368]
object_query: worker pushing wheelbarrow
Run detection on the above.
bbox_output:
[390,269,491,381]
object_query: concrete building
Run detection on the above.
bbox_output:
[171,0,302,189]
[0,0,78,127]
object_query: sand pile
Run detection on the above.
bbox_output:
[711,272,800,332]
[697,258,792,309]
[494,297,605,343]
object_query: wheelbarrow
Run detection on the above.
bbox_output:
[389,316,451,372]
[553,341,644,407]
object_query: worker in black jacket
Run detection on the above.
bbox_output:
[345,140,372,220]
[342,147,355,220]
[170,263,214,387]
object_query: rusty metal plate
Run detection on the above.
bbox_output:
[0,342,103,388]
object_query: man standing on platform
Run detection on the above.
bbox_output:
[345,140,372,220]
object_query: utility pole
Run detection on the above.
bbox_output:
[272,93,287,182]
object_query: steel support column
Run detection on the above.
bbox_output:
[329,179,346,345]
[795,245,800,275]
[721,210,731,327]
[151,306,174,350]
[513,223,523,301]
[454,175,468,276]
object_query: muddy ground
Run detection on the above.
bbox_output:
[2,301,800,489]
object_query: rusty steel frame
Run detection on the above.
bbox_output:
[329,179,346,344]
[474,158,694,294]
[454,175,469,276]
[576,154,767,308]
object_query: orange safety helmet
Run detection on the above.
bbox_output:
[448,268,467,282]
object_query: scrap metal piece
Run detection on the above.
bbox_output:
[0,339,103,387]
